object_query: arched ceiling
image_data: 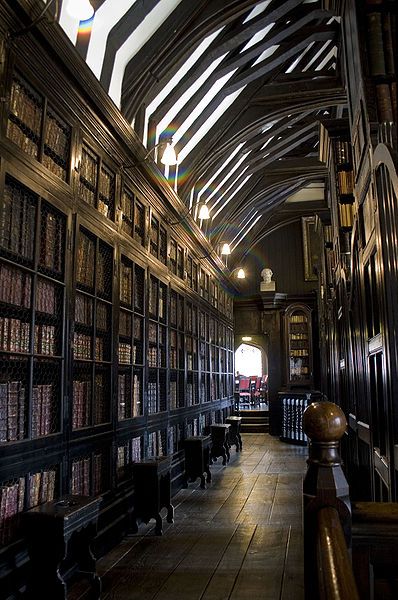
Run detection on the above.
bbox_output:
[58,0,346,267]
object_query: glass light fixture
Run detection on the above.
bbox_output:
[221,243,231,255]
[198,203,210,220]
[160,142,178,166]
[242,336,252,342]
[66,0,94,21]
[237,268,246,279]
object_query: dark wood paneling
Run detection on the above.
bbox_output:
[237,221,317,297]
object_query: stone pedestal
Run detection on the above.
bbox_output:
[260,281,276,292]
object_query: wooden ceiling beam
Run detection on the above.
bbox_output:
[161,26,337,158]
[146,0,308,122]
[121,0,272,119]
[217,8,331,77]
[177,77,344,197]
[223,25,338,94]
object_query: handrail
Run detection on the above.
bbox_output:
[316,506,359,600]
[303,401,360,599]
[351,501,398,598]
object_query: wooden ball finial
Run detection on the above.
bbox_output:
[302,401,346,442]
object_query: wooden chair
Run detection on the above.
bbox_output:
[252,376,262,407]
[260,374,268,404]
[238,377,251,407]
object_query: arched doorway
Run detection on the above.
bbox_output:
[235,343,268,409]
[235,343,263,377]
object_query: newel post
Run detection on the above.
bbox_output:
[302,401,352,598]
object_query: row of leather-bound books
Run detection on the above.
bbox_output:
[0,469,56,545]
[366,6,397,123]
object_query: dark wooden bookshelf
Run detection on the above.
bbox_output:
[7,72,71,181]
[0,15,235,595]
[285,304,313,388]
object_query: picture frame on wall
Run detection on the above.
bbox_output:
[302,216,319,281]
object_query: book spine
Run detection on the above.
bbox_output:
[376,83,394,122]
[382,12,395,76]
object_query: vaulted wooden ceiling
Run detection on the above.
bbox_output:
[59,0,346,268]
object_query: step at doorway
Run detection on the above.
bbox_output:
[238,409,269,433]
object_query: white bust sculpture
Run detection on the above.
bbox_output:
[261,268,273,283]
[260,267,275,291]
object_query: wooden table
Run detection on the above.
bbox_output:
[131,456,174,535]
[226,416,243,451]
[23,494,101,599]
[183,435,212,489]
[210,424,231,465]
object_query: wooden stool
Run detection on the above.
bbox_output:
[131,456,174,535]
[183,436,212,489]
[210,424,231,465]
[23,495,101,600]
[226,416,243,451]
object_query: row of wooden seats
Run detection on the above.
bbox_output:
[237,374,268,407]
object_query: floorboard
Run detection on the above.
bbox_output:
[77,433,307,600]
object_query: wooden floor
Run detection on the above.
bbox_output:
[91,434,307,600]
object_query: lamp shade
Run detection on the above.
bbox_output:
[66,0,94,20]
[221,243,231,255]
[198,204,210,220]
[237,268,246,279]
[160,142,178,166]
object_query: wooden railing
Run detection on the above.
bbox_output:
[303,401,398,598]
[316,506,359,599]
[352,501,398,599]
[302,401,359,600]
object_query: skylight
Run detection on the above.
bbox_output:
[108,0,183,107]
[154,53,229,147]
[252,44,279,66]
[240,24,274,53]
[204,153,250,205]
[243,0,272,23]
[85,0,135,78]
[146,28,223,117]
[303,40,332,71]
[212,173,253,220]
[285,42,315,73]
[177,87,244,162]
[197,143,246,200]
[231,212,261,251]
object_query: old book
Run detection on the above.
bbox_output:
[28,472,41,508]
[120,263,133,305]
[382,13,395,76]
[391,82,397,123]
[0,384,7,442]
[83,457,90,496]
[40,470,49,504]
[21,196,36,259]
[47,470,56,501]
[41,211,58,271]
[36,279,55,314]
[339,203,354,228]
[32,386,41,438]
[40,385,52,435]
[71,460,80,494]
[92,454,102,496]
[376,84,394,122]
[118,374,126,420]
[77,233,95,288]
[96,302,107,331]
[17,477,25,512]
[134,203,145,245]
[7,381,21,442]
[133,374,141,416]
